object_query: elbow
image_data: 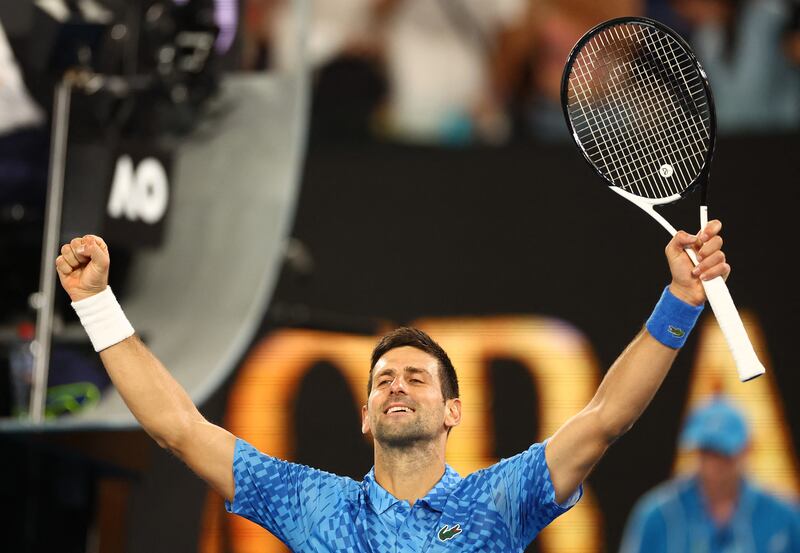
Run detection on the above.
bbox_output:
[592,402,635,444]
[606,420,635,443]
[150,430,183,454]
[149,411,195,455]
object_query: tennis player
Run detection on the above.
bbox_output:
[56,220,729,551]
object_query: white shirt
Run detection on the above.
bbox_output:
[385,0,525,141]
[0,21,44,136]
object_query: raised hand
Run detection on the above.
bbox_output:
[55,235,110,302]
[666,219,731,306]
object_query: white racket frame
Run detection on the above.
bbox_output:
[610,187,765,381]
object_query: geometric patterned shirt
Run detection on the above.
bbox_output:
[225,438,582,552]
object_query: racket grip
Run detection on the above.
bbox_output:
[700,276,766,382]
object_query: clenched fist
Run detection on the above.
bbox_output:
[55,235,110,302]
[664,219,731,307]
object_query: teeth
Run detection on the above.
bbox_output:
[387,407,410,414]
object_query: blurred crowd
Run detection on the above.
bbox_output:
[1,0,799,312]
[243,0,800,145]
[2,0,798,319]
[1,0,799,322]
[2,0,800,150]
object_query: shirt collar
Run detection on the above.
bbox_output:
[363,465,462,514]
[363,468,401,514]
[734,478,757,514]
[419,465,461,512]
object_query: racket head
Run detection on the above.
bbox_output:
[561,17,717,205]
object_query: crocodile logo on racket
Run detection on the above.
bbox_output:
[667,325,686,338]
[437,524,462,542]
[659,164,674,178]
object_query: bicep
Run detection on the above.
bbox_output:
[545,405,609,504]
[173,419,237,501]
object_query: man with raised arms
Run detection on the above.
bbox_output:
[56,221,729,551]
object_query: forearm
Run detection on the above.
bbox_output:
[547,225,723,502]
[58,237,237,499]
[547,286,703,502]
[590,282,706,440]
[588,329,678,441]
[99,335,237,499]
[546,327,682,503]
[99,335,204,451]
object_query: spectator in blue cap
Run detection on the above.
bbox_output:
[680,394,750,455]
[619,395,800,553]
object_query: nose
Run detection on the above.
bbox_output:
[389,376,407,394]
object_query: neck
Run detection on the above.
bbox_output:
[373,439,446,505]
[699,477,740,525]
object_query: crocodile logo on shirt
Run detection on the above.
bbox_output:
[667,325,685,338]
[437,524,462,542]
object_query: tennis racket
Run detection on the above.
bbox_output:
[560,17,765,382]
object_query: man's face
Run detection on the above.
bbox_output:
[362,346,461,448]
[697,449,744,492]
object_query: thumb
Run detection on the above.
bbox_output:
[80,235,110,279]
[666,230,699,260]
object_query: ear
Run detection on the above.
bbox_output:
[444,398,462,430]
[361,404,370,435]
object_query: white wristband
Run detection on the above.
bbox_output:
[71,286,135,352]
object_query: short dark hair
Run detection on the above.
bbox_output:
[368,327,459,400]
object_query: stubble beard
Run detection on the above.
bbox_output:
[373,411,440,449]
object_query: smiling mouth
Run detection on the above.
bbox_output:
[384,406,415,415]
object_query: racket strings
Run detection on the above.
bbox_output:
[571,26,705,196]
[577,26,706,195]
[642,27,711,157]
[584,25,708,195]
[572,35,678,198]
[566,22,712,199]
[603,26,702,195]
[569,45,672,196]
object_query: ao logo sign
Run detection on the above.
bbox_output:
[107,155,169,223]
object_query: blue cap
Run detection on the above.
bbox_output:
[679,396,750,456]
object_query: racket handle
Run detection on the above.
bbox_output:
[699,276,766,381]
[688,211,762,380]
[615,194,762,380]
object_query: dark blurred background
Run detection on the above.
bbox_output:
[1,0,798,551]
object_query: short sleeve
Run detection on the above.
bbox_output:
[790,504,800,549]
[483,441,583,548]
[764,493,800,552]
[225,439,352,549]
[618,495,669,553]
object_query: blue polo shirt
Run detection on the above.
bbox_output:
[225,438,581,552]
[619,477,800,553]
